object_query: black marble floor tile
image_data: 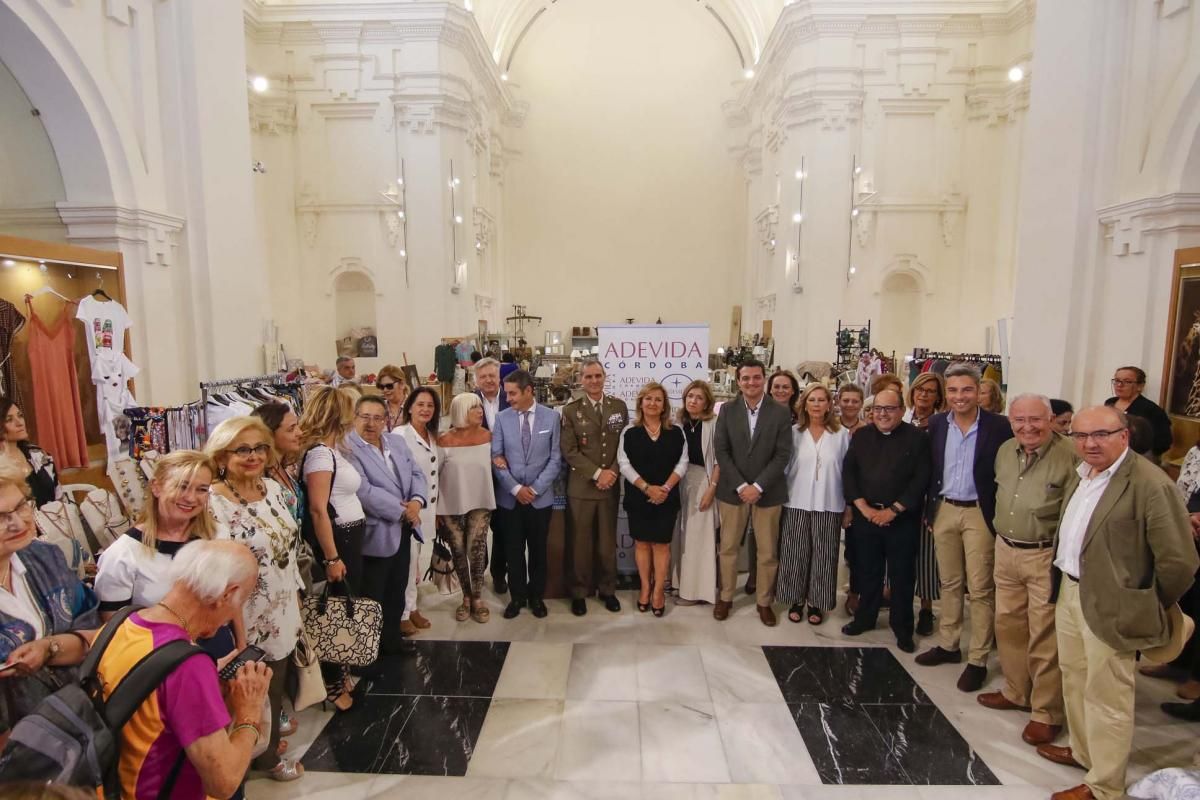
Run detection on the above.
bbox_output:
[301,695,418,773]
[302,695,491,776]
[362,640,510,697]
[862,703,999,785]
[763,645,931,705]
[789,700,909,785]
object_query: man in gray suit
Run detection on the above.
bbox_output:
[713,358,794,625]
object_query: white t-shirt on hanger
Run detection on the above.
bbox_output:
[76,295,131,359]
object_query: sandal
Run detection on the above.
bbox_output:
[787,604,804,624]
[267,759,305,782]
[455,603,471,622]
[472,604,490,623]
[323,689,353,713]
[807,606,824,625]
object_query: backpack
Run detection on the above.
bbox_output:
[0,606,203,799]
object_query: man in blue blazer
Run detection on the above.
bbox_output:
[492,370,562,618]
[474,357,511,593]
[915,363,1014,692]
[345,396,428,653]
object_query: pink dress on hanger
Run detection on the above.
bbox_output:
[24,299,89,469]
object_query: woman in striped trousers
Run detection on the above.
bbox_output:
[776,385,851,625]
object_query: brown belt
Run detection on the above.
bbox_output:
[942,497,978,508]
[999,535,1054,550]
[1065,573,1079,582]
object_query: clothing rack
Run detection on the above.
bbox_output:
[199,372,298,445]
[910,349,1002,365]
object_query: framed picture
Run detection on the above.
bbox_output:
[1161,248,1200,420]
[401,364,421,392]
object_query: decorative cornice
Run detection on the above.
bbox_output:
[965,78,1031,126]
[1098,193,1200,257]
[55,203,184,267]
[310,100,380,119]
[0,205,67,234]
[755,205,779,254]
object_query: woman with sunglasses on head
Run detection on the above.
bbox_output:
[205,417,306,781]
[375,365,412,432]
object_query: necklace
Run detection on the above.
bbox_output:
[645,423,662,440]
[158,601,192,640]
[225,479,277,522]
[37,504,76,543]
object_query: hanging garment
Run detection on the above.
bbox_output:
[0,300,26,408]
[75,295,131,361]
[92,349,138,461]
[24,300,89,469]
[434,343,457,383]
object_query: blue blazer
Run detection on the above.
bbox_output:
[926,409,1014,535]
[475,389,509,431]
[491,404,562,510]
[345,431,429,558]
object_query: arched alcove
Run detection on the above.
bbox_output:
[878,271,922,363]
[333,270,379,348]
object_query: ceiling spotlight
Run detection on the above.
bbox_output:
[397,177,404,186]
[464,0,473,10]
[452,177,461,187]
[769,238,776,248]
[851,208,860,217]
[792,213,803,223]
[794,170,804,180]
[454,215,464,224]
[251,75,269,93]
[500,73,509,82]
[1,260,14,268]
[399,249,407,258]
[854,166,863,175]
[397,211,405,219]
[475,241,483,250]
[1008,65,1025,83]
[744,68,755,79]
[849,266,857,275]
[38,263,48,273]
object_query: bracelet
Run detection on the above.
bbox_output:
[323,556,342,567]
[230,722,261,747]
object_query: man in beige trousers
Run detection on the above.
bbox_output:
[978,394,1076,747]
[1039,406,1198,800]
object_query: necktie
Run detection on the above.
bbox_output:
[521,411,532,457]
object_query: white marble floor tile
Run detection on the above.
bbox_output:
[713,699,821,785]
[554,700,642,782]
[639,700,731,783]
[778,787,923,800]
[700,644,786,705]
[504,778,642,799]
[636,644,711,703]
[566,643,639,701]
[246,769,378,798]
[493,641,574,699]
[366,774,511,799]
[468,698,565,779]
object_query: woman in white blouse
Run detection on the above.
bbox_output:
[397,387,442,634]
[94,450,217,619]
[205,416,306,781]
[776,384,851,626]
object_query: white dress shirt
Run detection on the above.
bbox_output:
[0,554,46,639]
[745,396,765,438]
[480,391,501,430]
[784,426,850,512]
[1054,448,1129,579]
[617,425,690,485]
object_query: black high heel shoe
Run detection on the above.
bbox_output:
[652,605,665,617]
[637,600,650,613]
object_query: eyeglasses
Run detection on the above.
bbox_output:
[913,387,938,395]
[1111,379,1139,387]
[357,414,387,424]
[0,498,32,528]
[226,444,271,458]
[1068,428,1127,443]
[1010,417,1049,426]
[378,382,398,391]
[873,405,900,414]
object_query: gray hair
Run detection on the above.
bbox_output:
[1008,393,1053,416]
[450,391,482,429]
[944,362,982,384]
[336,356,354,366]
[579,358,604,375]
[474,357,500,372]
[169,540,258,604]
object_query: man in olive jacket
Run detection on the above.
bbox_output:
[1039,406,1198,800]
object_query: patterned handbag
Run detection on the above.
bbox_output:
[300,586,382,667]
[424,525,460,596]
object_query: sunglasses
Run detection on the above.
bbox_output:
[378,382,399,391]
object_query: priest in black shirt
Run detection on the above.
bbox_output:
[841,389,931,651]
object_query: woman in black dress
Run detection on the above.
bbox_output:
[618,382,687,616]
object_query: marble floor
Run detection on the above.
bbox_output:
[246,575,1200,800]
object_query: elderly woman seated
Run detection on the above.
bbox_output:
[0,463,97,746]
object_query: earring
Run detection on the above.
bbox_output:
[218,465,227,480]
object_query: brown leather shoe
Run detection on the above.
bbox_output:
[1037,743,1084,769]
[1050,784,1095,800]
[757,605,777,627]
[1021,721,1062,746]
[410,610,432,629]
[400,619,420,637]
[977,692,1031,712]
[713,600,732,621]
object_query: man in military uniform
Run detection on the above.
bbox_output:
[561,359,629,615]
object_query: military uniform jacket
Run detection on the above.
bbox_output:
[561,395,629,499]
